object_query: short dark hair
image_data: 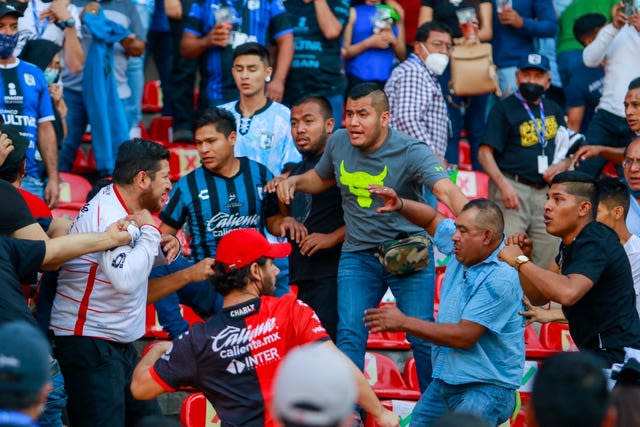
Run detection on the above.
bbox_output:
[347,83,389,113]
[573,13,606,45]
[195,107,237,138]
[0,125,28,183]
[211,257,268,296]
[531,352,609,427]
[461,198,504,242]
[551,171,598,219]
[233,42,270,65]
[291,96,333,121]
[415,21,452,42]
[629,77,640,91]
[598,177,630,218]
[111,139,170,185]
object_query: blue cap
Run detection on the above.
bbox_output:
[0,321,50,393]
[517,53,550,72]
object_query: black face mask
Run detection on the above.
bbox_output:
[7,0,28,14]
[518,83,545,103]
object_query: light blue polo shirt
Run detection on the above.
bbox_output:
[431,219,525,389]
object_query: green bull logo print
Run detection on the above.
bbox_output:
[339,161,388,208]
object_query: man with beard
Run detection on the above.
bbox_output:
[49,138,177,427]
[267,96,345,341]
[131,228,399,427]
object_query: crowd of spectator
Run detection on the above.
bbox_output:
[2,0,640,426]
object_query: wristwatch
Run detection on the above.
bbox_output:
[514,254,530,271]
[56,18,76,30]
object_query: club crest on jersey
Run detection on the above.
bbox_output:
[247,0,259,10]
[23,73,36,86]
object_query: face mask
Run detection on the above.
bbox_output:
[518,82,545,102]
[44,67,60,84]
[7,0,28,14]
[421,43,449,76]
[0,33,19,59]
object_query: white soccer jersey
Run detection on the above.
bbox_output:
[50,184,163,343]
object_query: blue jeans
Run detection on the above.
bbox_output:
[20,175,45,200]
[152,257,223,339]
[124,2,153,132]
[410,379,515,427]
[337,250,435,392]
[58,89,89,173]
[39,359,67,427]
[439,67,487,170]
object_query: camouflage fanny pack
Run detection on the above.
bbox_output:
[375,234,431,275]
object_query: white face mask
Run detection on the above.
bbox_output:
[421,43,449,76]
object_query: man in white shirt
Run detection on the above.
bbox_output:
[574,4,640,177]
[50,139,178,427]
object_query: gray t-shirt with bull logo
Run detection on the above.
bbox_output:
[315,128,448,251]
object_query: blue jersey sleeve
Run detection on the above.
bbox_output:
[268,0,293,40]
[160,181,189,230]
[184,0,205,37]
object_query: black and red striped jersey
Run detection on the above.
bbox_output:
[151,294,329,426]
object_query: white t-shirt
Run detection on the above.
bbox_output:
[625,234,640,319]
[50,184,164,342]
[16,0,82,55]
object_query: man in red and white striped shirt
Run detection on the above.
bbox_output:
[50,139,178,427]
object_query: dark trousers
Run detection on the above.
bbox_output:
[577,108,635,177]
[53,335,161,427]
[147,30,174,116]
[168,0,198,134]
[295,276,339,342]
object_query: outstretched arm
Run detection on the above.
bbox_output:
[368,185,445,236]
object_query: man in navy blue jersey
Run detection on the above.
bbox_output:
[179,0,293,106]
[152,107,305,338]
[0,2,59,207]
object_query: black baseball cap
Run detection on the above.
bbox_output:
[0,2,24,18]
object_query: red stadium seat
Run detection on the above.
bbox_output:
[402,357,419,392]
[524,325,556,359]
[539,322,578,352]
[142,80,163,113]
[366,330,411,351]
[144,304,204,340]
[180,393,221,427]
[602,161,618,178]
[364,352,421,400]
[149,116,174,144]
[167,144,201,181]
[58,172,92,209]
[456,170,489,199]
[458,139,472,171]
[71,143,97,175]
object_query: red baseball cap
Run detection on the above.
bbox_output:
[216,228,291,269]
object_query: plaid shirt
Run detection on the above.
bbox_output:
[385,54,449,157]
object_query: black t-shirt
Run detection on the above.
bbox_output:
[283,0,350,104]
[288,155,344,283]
[558,222,640,365]
[483,94,566,186]
[0,180,36,235]
[0,236,46,327]
[421,0,491,39]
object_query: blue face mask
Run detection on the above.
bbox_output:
[0,33,19,59]
[44,67,60,84]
